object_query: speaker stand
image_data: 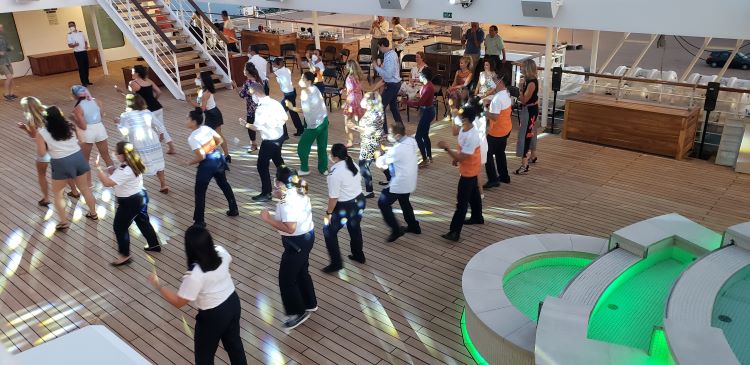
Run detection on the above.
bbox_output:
[546,90,559,134]
[696,111,712,160]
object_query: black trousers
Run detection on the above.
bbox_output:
[485,132,511,184]
[323,194,366,265]
[246,113,256,142]
[194,291,247,365]
[378,187,419,234]
[113,190,159,256]
[381,82,403,133]
[262,79,270,96]
[258,138,285,194]
[73,51,90,85]
[359,159,390,193]
[282,90,304,134]
[227,42,239,53]
[194,151,238,225]
[279,231,317,316]
[449,176,483,235]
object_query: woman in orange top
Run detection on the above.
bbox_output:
[447,56,473,108]
[484,76,513,188]
[221,11,239,53]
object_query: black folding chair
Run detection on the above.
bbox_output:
[322,68,342,111]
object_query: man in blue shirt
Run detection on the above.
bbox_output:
[462,22,484,71]
[373,38,403,134]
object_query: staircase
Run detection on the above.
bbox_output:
[96,0,233,100]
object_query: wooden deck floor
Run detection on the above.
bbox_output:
[1,60,749,364]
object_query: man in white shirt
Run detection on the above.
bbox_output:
[272,58,304,136]
[376,123,421,242]
[248,44,270,95]
[370,15,389,59]
[246,83,287,201]
[373,38,403,133]
[66,21,91,85]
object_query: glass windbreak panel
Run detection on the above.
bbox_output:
[82,5,124,49]
[0,13,24,62]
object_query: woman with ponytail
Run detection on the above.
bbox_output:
[322,143,366,273]
[259,166,317,330]
[97,141,161,266]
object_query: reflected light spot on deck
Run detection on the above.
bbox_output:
[6,230,24,250]
[256,294,275,325]
[262,342,285,365]
[72,207,82,222]
[4,252,22,277]
[33,323,78,345]
[43,209,54,221]
[101,189,111,203]
[43,222,56,238]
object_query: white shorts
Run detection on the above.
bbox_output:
[82,123,108,143]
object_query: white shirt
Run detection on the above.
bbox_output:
[188,125,220,152]
[198,90,216,110]
[38,127,81,159]
[458,126,481,155]
[371,20,389,38]
[489,89,512,113]
[249,54,268,82]
[311,55,325,74]
[177,246,235,310]
[376,136,418,194]
[300,86,328,128]
[110,165,144,197]
[254,96,287,140]
[67,31,87,52]
[392,24,409,40]
[275,190,314,236]
[273,67,294,93]
[327,160,363,201]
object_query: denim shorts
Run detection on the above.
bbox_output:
[50,151,90,180]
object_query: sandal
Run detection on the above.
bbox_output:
[159,187,169,194]
[38,199,49,207]
[55,223,70,231]
[85,212,99,221]
[67,191,81,199]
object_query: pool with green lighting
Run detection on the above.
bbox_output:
[588,246,696,352]
[503,253,595,322]
[712,263,750,364]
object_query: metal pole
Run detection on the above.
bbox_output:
[91,7,109,76]
[697,111,711,159]
[540,26,554,128]
[550,90,558,133]
[590,30,600,93]
[312,11,321,50]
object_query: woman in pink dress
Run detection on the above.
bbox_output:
[342,60,365,147]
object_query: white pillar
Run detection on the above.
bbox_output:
[312,11,321,50]
[91,8,108,76]
[590,30,600,73]
[541,26,554,128]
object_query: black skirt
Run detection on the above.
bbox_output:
[204,107,223,129]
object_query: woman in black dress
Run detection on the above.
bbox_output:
[128,65,175,154]
[515,59,539,175]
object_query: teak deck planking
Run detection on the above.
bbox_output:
[0,58,748,365]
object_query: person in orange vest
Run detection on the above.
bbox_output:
[437,97,484,242]
[483,75,512,188]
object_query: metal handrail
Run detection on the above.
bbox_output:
[129,0,177,52]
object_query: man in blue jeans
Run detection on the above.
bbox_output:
[373,38,403,134]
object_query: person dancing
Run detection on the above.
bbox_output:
[347,92,387,199]
[286,72,329,176]
[18,97,79,206]
[437,100,484,242]
[189,71,231,165]
[322,144,366,273]
[236,63,261,153]
[187,108,238,228]
[128,65,175,154]
[405,68,436,167]
[70,85,114,176]
[376,122,421,243]
[484,76,512,188]
[271,57,304,136]
[516,59,539,174]
[96,141,161,266]
[117,94,169,193]
[36,106,98,230]
[147,226,247,365]
[259,167,318,330]
[341,60,366,147]
[244,83,287,202]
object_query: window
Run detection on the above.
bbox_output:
[82,5,125,49]
[0,13,24,63]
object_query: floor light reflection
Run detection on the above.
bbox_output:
[6,230,24,250]
[4,252,23,277]
[255,294,275,325]
[33,323,78,345]
[262,341,285,365]
[43,209,54,221]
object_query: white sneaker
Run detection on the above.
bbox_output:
[298,170,311,176]
[306,306,318,312]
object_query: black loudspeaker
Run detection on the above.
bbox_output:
[551,66,562,92]
[704,82,720,112]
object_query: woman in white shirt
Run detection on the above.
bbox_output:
[259,166,318,330]
[147,226,247,365]
[117,94,169,193]
[36,106,98,231]
[96,141,161,266]
[322,144,366,273]
[391,17,409,57]
[474,58,498,99]
[187,108,238,228]
[189,71,231,164]
[70,85,114,174]
[399,51,427,99]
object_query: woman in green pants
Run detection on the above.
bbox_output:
[286,71,329,175]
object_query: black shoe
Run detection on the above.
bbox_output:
[3,95,13,101]
[364,192,375,199]
[514,165,529,175]
[405,225,421,234]
[192,221,206,228]
[483,181,500,189]
[87,82,94,86]
[225,154,232,164]
[226,209,239,216]
[283,312,311,330]
[441,231,460,242]
[500,177,511,184]
[378,181,389,186]
[322,263,343,273]
[531,157,538,164]
[294,132,303,137]
[386,228,405,242]
[252,193,272,202]
[144,245,162,252]
[348,255,366,264]
[464,218,484,225]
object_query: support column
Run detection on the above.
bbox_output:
[590,30,600,73]
[540,26,554,128]
[312,11,321,50]
[91,8,108,76]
